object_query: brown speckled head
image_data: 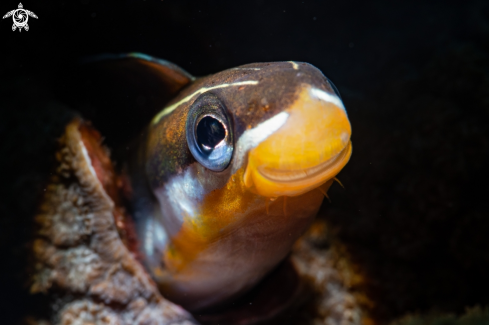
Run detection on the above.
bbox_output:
[145,62,343,185]
[127,57,352,311]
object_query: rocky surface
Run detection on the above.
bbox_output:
[29,120,196,325]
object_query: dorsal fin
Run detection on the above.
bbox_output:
[56,53,194,152]
[81,52,195,95]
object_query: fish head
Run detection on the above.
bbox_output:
[141,61,352,310]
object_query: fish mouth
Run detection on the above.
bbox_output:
[243,85,352,197]
[258,141,352,183]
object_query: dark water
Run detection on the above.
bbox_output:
[1,0,488,323]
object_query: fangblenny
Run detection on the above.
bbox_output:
[87,53,352,312]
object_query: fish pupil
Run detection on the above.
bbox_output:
[196,116,226,150]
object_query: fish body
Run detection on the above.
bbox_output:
[124,58,352,311]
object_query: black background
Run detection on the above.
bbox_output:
[1,0,489,323]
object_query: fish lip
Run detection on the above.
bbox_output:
[257,142,352,184]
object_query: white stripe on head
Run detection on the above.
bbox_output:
[310,87,346,113]
[232,112,289,173]
[152,80,260,124]
[288,61,299,70]
[231,68,261,71]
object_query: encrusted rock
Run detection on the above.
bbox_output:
[30,119,196,325]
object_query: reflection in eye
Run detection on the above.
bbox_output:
[196,116,226,150]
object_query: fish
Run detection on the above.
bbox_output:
[99,54,353,312]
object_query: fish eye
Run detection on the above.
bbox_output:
[186,93,233,171]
